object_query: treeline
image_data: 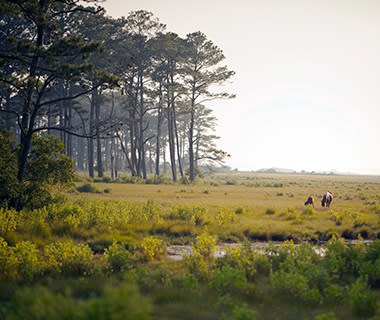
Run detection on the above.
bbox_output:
[0,0,234,187]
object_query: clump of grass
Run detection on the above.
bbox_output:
[265,208,276,215]
[76,183,99,193]
[235,207,245,214]
[280,207,298,220]
[301,207,315,215]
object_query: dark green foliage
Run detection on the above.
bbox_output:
[21,135,74,209]
[76,183,99,193]
[6,281,151,320]
[348,276,378,317]
[0,131,74,210]
[0,129,18,208]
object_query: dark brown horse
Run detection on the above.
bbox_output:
[321,191,333,208]
[304,196,314,208]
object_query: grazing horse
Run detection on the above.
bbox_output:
[321,191,333,208]
[304,196,314,208]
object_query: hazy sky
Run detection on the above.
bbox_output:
[100,0,380,174]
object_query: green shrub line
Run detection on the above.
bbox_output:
[1,235,380,319]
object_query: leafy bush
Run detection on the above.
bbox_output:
[183,232,218,281]
[235,207,245,214]
[0,238,41,281]
[181,272,199,290]
[216,208,235,225]
[224,303,258,320]
[0,237,18,280]
[210,265,247,295]
[0,128,19,208]
[330,210,344,226]
[83,282,152,320]
[14,241,41,281]
[8,281,151,320]
[18,207,51,238]
[167,205,207,226]
[0,208,18,237]
[323,284,345,305]
[265,208,276,215]
[76,183,99,193]
[141,236,164,261]
[271,269,309,298]
[8,286,77,320]
[217,240,268,280]
[301,207,315,215]
[105,242,132,272]
[349,276,378,317]
[324,237,364,282]
[360,239,380,288]
[314,312,339,320]
[43,241,95,276]
[21,134,74,210]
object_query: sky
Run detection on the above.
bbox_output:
[99,0,380,175]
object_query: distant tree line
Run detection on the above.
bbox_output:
[0,0,234,208]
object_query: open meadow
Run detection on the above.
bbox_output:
[1,173,380,320]
[70,172,380,243]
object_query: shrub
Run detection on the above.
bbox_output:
[360,240,380,288]
[216,208,235,225]
[182,272,199,290]
[0,237,18,280]
[271,270,309,298]
[76,183,99,193]
[0,208,18,237]
[224,303,258,320]
[105,242,132,272]
[235,207,245,214]
[301,207,315,215]
[314,312,339,320]
[8,286,77,320]
[14,241,41,281]
[141,236,164,261]
[167,205,207,226]
[323,284,345,305]
[43,240,95,276]
[349,276,377,317]
[183,232,218,281]
[84,281,152,320]
[8,281,152,320]
[330,210,344,226]
[265,208,276,215]
[210,265,247,295]
[324,236,364,282]
[193,232,217,259]
[217,240,266,280]
[280,206,299,220]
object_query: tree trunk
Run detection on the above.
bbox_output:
[155,83,163,176]
[88,86,95,178]
[96,88,103,177]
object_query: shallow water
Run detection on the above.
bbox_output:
[166,240,373,260]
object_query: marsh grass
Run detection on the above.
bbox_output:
[2,173,380,319]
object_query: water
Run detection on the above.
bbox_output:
[166,240,373,260]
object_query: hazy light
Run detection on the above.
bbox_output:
[101,0,380,175]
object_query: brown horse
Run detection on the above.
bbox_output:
[304,196,314,208]
[321,191,333,208]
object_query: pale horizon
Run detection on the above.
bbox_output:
[100,0,380,176]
